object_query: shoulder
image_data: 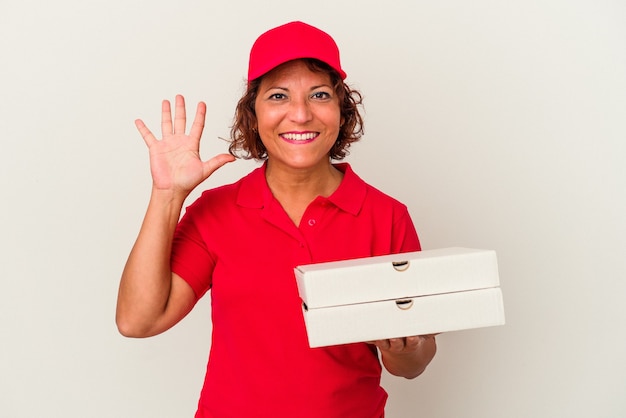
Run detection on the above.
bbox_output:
[342,163,409,209]
[364,180,408,209]
[184,165,265,216]
[186,179,240,212]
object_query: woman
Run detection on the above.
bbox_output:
[116,21,436,418]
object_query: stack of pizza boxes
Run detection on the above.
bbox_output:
[295,247,505,348]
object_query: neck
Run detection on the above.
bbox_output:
[265,160,343,197]
[264,160,344,225]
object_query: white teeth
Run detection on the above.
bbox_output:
[282,133,317,141]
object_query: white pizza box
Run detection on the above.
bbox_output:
[302,287,505,347]
[294,247,505,348]
[294,247,500,309]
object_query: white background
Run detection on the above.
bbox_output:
[1,0,625,417]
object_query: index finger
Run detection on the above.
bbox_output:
[188,101,207,140]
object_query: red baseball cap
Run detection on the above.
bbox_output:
[247,21,347,82]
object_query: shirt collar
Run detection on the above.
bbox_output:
[236,162,272,209]
[327,163,366,216]
[236,162,367,216]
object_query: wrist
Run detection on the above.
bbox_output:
[150,186,189,207]
[145,187,189,229]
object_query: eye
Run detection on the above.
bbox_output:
[311,91,332,100]
[268,92,287,100]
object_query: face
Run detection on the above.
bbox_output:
[254,60,342,173]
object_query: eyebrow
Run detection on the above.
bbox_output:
[261,84,333,94]
[309,84,333,91]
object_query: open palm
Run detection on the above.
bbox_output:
[135,95,235,195]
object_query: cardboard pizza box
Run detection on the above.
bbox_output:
[294,247,505,348]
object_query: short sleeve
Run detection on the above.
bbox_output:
[171,202,216,300]
[391,207,421,254]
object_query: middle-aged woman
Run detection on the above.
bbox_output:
[116,21,437,418]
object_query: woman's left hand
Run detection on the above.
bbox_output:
[368,334,438,379]
[370,335,430,353]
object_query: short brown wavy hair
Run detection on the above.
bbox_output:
[229,58,364,160]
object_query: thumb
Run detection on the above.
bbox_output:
[202,153,237,178]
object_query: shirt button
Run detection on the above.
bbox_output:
[307,219,316,227]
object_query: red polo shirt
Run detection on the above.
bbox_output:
[171,162,420,418]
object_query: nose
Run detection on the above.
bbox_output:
[288,97,313,124]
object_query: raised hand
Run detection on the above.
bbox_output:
[117,95,236,338]
[135,94,235,195]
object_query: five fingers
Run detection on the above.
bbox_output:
[135,95,207,146]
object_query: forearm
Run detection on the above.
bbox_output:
[380,335,437,379]
[116,188,187,337]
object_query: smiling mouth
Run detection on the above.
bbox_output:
[281,132,318,142]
